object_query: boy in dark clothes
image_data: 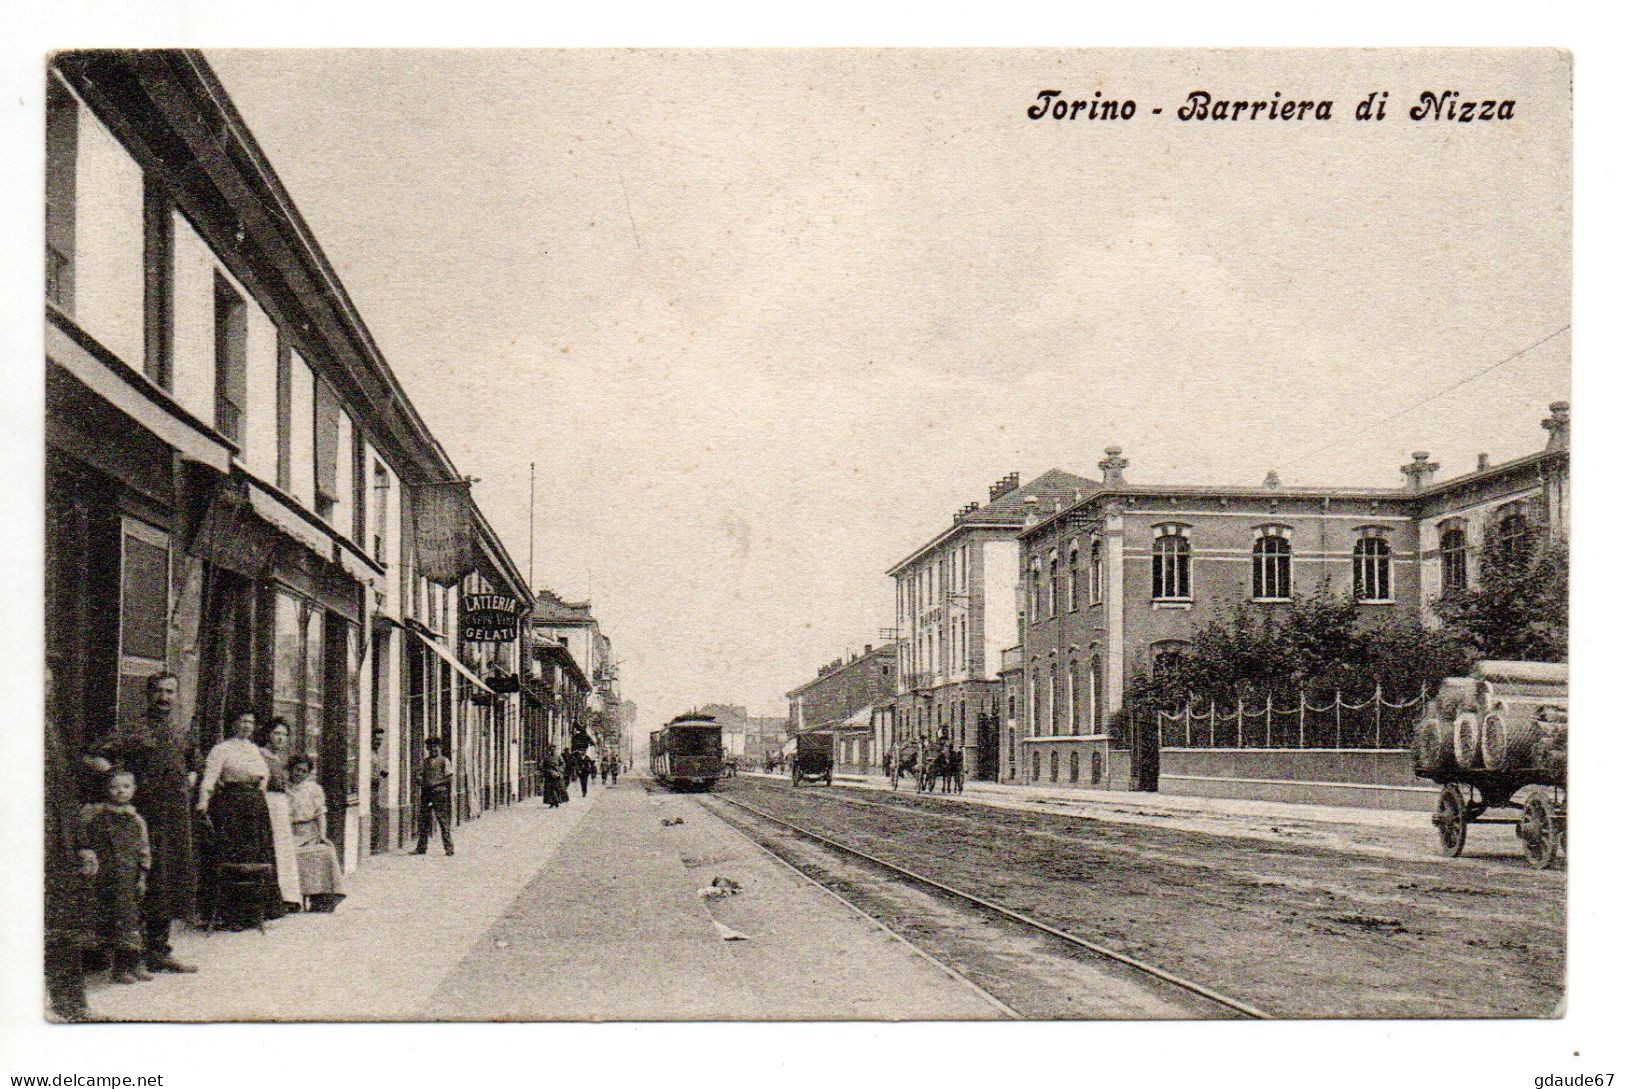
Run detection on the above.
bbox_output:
[80,770,153,984]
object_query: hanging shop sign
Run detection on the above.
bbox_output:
[461,593,520,642]
[411,479,476,586]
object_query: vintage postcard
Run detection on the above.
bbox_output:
[28,46,1570,1035]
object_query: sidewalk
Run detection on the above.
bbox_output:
[90,790,596,1021]
[746,771,1467,863]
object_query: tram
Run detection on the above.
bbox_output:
[650,712,725,791]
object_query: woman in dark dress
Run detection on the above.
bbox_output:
[196,710,277,929]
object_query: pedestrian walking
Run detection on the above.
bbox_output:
[86,672,197,975]
[79,769,152,984]
[414,737,455,856]
[576,753,594,798]
[608,757,619,785]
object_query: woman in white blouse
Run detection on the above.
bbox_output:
[197,711,278,929]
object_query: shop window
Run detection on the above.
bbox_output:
[1151,525,1191,600]
[115,518,169,726]
[1353,533,1392,602]
[273,591,326,755]
[1069,750,1080,783]
[1440,526,1468,594]
[1252,526,1293,600]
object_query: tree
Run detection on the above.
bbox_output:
[1434,535,1567,662]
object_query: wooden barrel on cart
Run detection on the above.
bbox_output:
[1481,700,1556,772]
[1412,716,1456,779]
[1452,711,1482,770]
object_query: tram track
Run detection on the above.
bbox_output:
[697,790,1266,1020]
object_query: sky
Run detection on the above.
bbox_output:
[204,48,1571,734]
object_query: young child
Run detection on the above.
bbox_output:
[79,769,153,984]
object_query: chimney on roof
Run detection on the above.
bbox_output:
[1263,469,1282,490]
[1543,400,1570,451]
[1098,446,1129,487]
[1401,451,1439,492]
[1477,453,1490,472]
[864,644,873,654]
[989,472,1020,502]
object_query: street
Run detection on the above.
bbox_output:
[83,773,1561,1022]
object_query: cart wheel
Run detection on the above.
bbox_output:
[1519,789,1560,870]
[1434,783,1468,857]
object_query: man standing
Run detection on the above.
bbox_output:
[369,727,389,853]
[414,736,454,856]
[87,672,197,975]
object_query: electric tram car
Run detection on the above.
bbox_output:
[650,712,725,791]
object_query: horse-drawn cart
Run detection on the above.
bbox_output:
[1414,662,1567,869]
[790,731,835,787]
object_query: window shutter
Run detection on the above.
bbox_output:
[315,377,340,501]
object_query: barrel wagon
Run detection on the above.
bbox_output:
[1412,661,1567,869]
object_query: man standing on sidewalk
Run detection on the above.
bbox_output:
[86,672,197,976]
[414,737,454,856]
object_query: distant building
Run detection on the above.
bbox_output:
[888,469,1092,781]
[744,715,788,767]
[696,703,748,757]
[531,589,623,760]
[1010,405,1569,808]
[786,644,897,774]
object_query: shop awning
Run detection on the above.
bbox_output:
[409,626,493,694]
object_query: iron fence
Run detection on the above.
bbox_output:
[1152,686,1427,750]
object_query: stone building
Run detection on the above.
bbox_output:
[43,50,538,866]
[1006,406,1570,808]
[887,469,1091,780]
[786,644,897,774]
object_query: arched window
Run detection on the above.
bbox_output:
[1091,751,1104,785]
[1053,659,1066,737]
[1440,525,1468,594]
[1028,560,1042,623]
[1151,640,1188,680]
[1070,659,1082,732]
[1496,507,1533,563]
[1048,551,1060,618]
[1353,532,1392,602]
[1031,750,1040,782]
[1252,526,1293,600]
[1151,525,1191,600]
[1069,750,1080,783]
[1089,538,1103,604]
[1067,544,1079,611]
[1090,654,1104,732]
[1049,750,1059,783]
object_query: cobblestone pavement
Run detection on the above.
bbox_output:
[87,779,1000,1021]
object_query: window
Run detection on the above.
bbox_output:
[1067,545,1079,610]
[272,591,325,755]
[1252,527,1293,600]
[213,273,248,445]
[1007,689,1016,719]
[1496,508,1533,563]
[1049,750,1059,783]
[45,77,77,309]
[1439,525,1468,594]
[1090,539,1103,604]
[1069,750,1080,783]
[1028,561,1041,623]
[1151,641,1187,680]
[1151,525,1191,600]
[1090,655,1104,732]
[1048,552,1059,618]
[1032,750,1041,782]
[371,460,390,562]
[314,376,341,521]
[1070,659,1082,732]
[1353,533,1392,602]
[1091,751,1103,785]
[1048,664,1059,736]
[115,518,169,727]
